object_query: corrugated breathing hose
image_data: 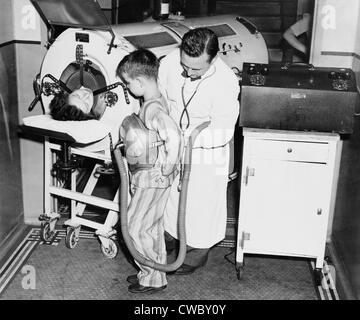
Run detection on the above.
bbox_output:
[113,121,210,272]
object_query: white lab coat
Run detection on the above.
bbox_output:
[158,49,240,248]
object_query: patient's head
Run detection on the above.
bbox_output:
[49,86,97,121]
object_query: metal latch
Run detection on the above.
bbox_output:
[239,231,251,249]
[243,167,255,185]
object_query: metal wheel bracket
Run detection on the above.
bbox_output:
[64,219,81,228]
[95,228,117,239]
[39,211,60,222]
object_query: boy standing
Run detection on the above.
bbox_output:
[116,49,182,294]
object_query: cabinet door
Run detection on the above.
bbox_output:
[239,156,331,257]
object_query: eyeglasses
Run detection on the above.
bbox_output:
[180,62,207,73]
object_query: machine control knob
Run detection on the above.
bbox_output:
[332,79,349,91]
[260,66,269,75]
[247,64,257,75]
[328,71,350,80]
[231,67,242,80]
[328,71,337,80]
[250,74,265,86]
[222,42,227,55]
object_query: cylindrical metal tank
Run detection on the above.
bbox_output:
[111,21,181,58]
[112,14,269,73]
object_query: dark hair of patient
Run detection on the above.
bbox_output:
[49,91,96,121]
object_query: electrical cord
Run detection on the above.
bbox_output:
[224,247,237,267]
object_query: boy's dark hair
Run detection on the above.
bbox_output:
[116,48,159,80]
[180,28,219,62]
[49,91,97,121]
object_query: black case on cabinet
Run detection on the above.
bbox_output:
[239,62,359,134]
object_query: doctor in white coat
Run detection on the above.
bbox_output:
[158,28,240,275]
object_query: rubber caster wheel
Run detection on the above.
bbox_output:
[101,239,118,259]
[314,268,323,286]
[65,227,79,249]
[41,223,55,242]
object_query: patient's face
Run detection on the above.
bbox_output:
[68,86,94,114]
[92,93,107,119]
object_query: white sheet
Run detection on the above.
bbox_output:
[22,115,112,144]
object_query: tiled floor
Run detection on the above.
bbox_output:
[0,226,338,300]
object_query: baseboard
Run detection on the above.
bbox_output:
[0,223,31,266]
[327,240,358,300]
[24,218,41,226]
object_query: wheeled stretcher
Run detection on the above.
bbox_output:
[22,114,133,258]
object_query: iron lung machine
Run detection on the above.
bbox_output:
[28,0,269,119]
[115,14,269,73]
[22,0,269,256]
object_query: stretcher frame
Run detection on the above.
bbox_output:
[41,133,121,258]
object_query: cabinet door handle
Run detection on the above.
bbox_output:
[243,167,255,185]
[317,208,322,215]
[287,148,293,153]
[239,231,251,249]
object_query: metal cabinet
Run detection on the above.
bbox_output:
[236,128,341,283]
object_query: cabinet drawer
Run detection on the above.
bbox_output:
[248,139,329,163]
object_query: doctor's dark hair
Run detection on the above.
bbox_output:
[116,48,159,80]
[180,28,219,62]
[49,91,96,121]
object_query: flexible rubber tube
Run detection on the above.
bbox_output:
[114,121,210,272]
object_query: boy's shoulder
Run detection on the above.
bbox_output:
[144,96,169,114]
[140,96,169,125]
